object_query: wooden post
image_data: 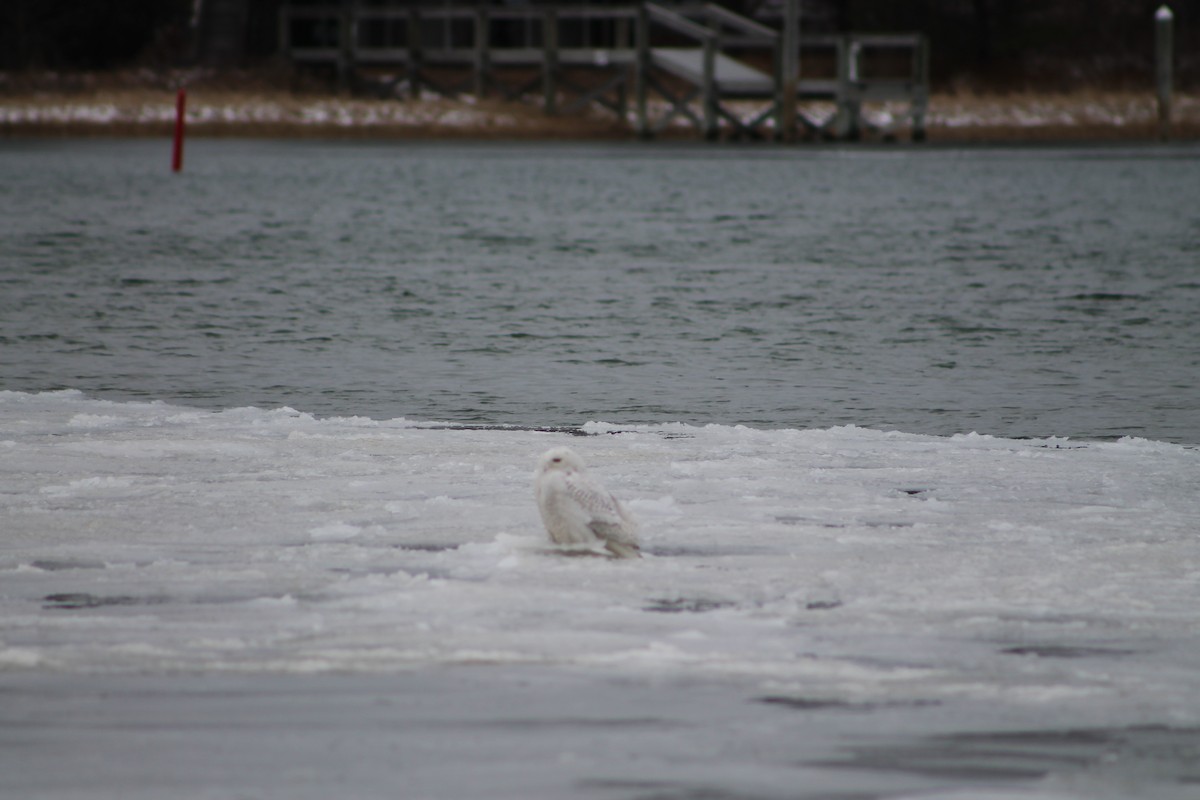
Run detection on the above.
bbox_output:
[474,6,489,99]
[407,9,423,100]
[778,0,799,142]
[702,32,717,140]
[1156,5,1174,141]
[911,33,929,142]
[542,9,558,115]
[833,36,862,140]
[635,5,650,139]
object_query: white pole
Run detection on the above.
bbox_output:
[1156,5,1174,141]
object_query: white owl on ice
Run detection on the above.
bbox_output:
[534,447,641,559]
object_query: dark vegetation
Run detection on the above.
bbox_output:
[0,1,194,71]
[1,0,1195,89]
[808,0,1198,88]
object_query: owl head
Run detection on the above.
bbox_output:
[536,447,586,475]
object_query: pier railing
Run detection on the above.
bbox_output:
[278,2,928,141]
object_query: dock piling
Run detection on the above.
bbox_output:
[474,7,490,98]
[779,0,799,142]
[702,33,717,139]
[635,5,650,139]
[542,9,558,115]
[337,0,356,90]
[407,9,423,100]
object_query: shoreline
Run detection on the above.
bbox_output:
[2,87,1198,144]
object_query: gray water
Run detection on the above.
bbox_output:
[3,139,1199,442]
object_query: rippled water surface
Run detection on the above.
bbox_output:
[2,139,1198,441]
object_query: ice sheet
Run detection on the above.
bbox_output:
[2,390,1199,798]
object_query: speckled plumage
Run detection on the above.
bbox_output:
[533,447,641,559]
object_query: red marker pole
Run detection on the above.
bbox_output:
[172,88,187,173]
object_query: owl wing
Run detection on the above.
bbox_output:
[563,472,623,525]
[565,472,640,557]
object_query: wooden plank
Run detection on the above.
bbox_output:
[556,49,635,66]
[794,78,841,98]
[645,3,713,42]
[702,2,778,42]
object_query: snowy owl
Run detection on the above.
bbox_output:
[534,447,641,559]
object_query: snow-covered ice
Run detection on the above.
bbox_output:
[2,390,1199,798]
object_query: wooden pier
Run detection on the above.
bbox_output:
[279,2,929,142]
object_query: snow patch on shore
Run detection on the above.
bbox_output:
[3,91,1195,134]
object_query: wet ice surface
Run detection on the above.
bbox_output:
[2,391,1199,799]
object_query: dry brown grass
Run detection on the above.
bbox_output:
[2,70,1197,143]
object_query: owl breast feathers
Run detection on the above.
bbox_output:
[533,447,641,559]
